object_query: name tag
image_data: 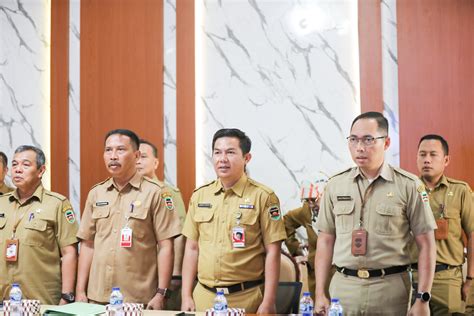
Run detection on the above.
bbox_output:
[120,227,132,248]
[239,204,254,209]
[96,201,109,207]
[337,196,352,201]
[198,203,212,208]
[5,239,19,262]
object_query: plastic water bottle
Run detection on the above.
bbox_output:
[9,283,23,316]
[328,298,343,316]
[109,287,124,316]
[213,290,228,315]
[299,291,313,316]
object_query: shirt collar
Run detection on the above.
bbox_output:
[106,172,142,191]
[351,161,393,182]
[420,174,448,190]
[10,183,44,203]
[213,174,248,197]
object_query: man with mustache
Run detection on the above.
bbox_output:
[416,134,474,315]
[181,128,287,313]
[0,145,78,305]
[76,129,182,309]
[315,112,437,316]
[0,151,14,195]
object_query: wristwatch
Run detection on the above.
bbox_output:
[156,287,170,299]
[415,292,431,302]
[61,292,75,303]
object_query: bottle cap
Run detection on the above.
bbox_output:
[303,291,310,296]
[216,290,224,295]
[331,298,339,303]
[12,283,19,287]
[112,287,120,291]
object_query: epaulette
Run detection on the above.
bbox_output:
[328,167,353,180]
[446,177,472,192]
[44,190,67,201]
[165,184,181,193]
[193,180,216,192]
[144,177,165,188]
[393,166,419,182]
[0,191,14,198]
[90,178,111,190]
[247,178,274,194]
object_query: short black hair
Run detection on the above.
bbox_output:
[418,134,449,155]
[139,139,158,158]
[351,111,389,135]
[0,151,7,168]
[212,128,252,155]
[105,129,140,150]
[14,145,46,169]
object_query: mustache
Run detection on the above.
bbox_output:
[108,162,121,168]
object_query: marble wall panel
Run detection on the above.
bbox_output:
[196,0,361,211]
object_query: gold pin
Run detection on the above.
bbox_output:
[133,200,142,207]
[448,192,454,196]
[36,209,42,213]
[244,198,250,203]
[387,192,394,197]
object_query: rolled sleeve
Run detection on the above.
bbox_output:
[56,199,79,248]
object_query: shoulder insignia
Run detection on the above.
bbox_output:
[90,178,111,190]
[328,167,353,180]
[45,190,67,201]
[247,178,274,194]
[161,191,175,211]
[64,209,76,223]
[193,180,216,192]
[392,167,418,181]
[446,177,470,187]
[417,184,426,193]
[268,205,281,221]
[144,177,165,188]
[165,184,181,193]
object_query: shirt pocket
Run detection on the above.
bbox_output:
[375,204,403,235]
[333,200,355,233]
[194,208,215,241]
[23,218,48,246]
[237,209,259,243]
[92,206,111,237]
[127,205,149,238]
[0,216,6,229]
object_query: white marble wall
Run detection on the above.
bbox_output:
[69,0,81,216]
[163,0,178,187]
[0,0,51,188]
[196,0,361,211]
[381,0,400,166]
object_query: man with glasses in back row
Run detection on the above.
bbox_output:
[315,112,437,316]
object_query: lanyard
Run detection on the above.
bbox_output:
[356,177,378,228]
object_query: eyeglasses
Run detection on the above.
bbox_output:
[346,135,387,147]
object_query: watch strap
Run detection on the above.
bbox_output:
[157,287,170,299]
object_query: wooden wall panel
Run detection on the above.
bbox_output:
[176,1,195,206]
[51,0,70,197]
[80,0,164,209]
[398,0,474,186]
[358,0,383,113]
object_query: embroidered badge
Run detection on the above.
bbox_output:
[65,210,76,223]
[162,193,174,211]
[420,191,429,203]
[269,205,281,220]
[386,192,394,197]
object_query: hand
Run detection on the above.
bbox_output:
[295,256,308,264]
[59,298,68,305]
[75,292,88,303]
[462,279,472,301]
[181,295,196,312]
[408,300,429,316]
[315,295,330,315]
[146,293,166,310]
[256,301,276,314]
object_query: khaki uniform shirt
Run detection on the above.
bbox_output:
[77,172,182,303]
[0,183,14,195]
[154,178,186,224]
[182,174,287,287]
[0,185,79,304]
[316,163,436,269]
[284,202,317,270]
[423,175,474,266]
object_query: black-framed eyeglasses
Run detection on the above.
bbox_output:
[346,135,387,147]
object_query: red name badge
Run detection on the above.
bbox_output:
[5,239,19,262]
[120,227,132,248]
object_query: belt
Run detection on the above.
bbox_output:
[200,280,264,294]
[336,265,408,279]
[410,263,460,272]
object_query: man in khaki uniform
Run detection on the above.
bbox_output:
[284,180,326,301]
[181,128,287,313]
[136,139,186,309]
[416,134,474,315]
[315,112,437,316]
[76,129,182,309]
[0,146,78,305]
[0,151,14,195]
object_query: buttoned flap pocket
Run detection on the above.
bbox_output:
[239,209,258,226]
[128,205,149,220]
[0,216,6,229]
[23,218,48,246]
[442,206,460,220]
[194,209,215,241]
[375,204,403,235]
[333,200,355,233]
[92,206,110,219]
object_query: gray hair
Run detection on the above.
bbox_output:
[14,145,46,169]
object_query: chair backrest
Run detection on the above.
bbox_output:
[279,250,300,282]
[276,281,303,314]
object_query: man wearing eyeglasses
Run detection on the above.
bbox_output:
[315,112,437,316]
[284,180,327,301]
[416,134,474,315]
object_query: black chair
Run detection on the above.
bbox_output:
[275,281,302,314]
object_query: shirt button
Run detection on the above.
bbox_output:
[113,229,117,233]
